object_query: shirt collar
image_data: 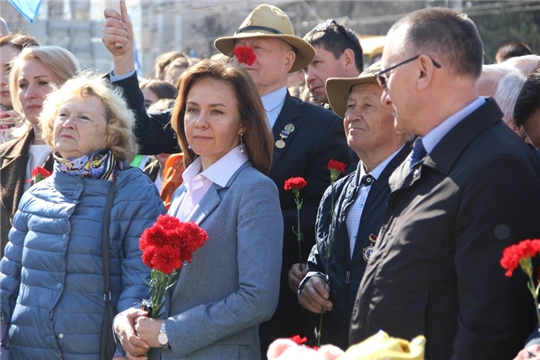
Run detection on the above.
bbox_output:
[422,97,485,154]
[182,146,248,188]
[358,145,405,183]
[261,86,287,113]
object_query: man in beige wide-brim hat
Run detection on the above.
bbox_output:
[297,62,411,350]
[214,4,315,73]
[325,61,383,119]
[215,3,354,357]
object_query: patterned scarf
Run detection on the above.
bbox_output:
[54,149,120,181]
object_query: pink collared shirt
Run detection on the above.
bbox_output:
[176,146,248,221]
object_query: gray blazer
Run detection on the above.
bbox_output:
[151,162,283,360]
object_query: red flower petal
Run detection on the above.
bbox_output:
[139,215,209,274]
[232,46,257,66]
[284,177,307,191]
[289,335,308,345]
[327,159,347,174]
[500,239,540,277]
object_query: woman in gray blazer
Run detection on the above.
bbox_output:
[113,60,284,359]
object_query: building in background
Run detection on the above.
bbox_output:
[1,0,539,78]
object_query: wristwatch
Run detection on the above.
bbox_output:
[157,322,170,348]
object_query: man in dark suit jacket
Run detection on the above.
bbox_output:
[102,2,353,355]
[297,62,411,350]
[349,8,540,359]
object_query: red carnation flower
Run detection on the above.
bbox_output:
[139,214,209,318]
[327,159,347,183]
[317,159,348,346]
[500,239,540,277]
[284,177,307,271]
[284,177,307,191]
[27,166,51,184]
[232,46,257,66]
[500,238,540,335]
[32,166,51,178]
[140,215,209,274]
[327,159,347,174]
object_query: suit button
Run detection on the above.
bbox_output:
[59,333,64,338]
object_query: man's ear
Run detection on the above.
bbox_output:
[341,48,356,72]
[284,49,296,73]
[417,54,436,91]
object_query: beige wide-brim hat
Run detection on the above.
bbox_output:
[326,61,383,118]
[214,4,316,73]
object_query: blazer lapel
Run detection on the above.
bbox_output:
[164,164,251,305]
[167,187,187,217]
[184,184,222,226]
[165,183,223,304]
[271,92,301,169]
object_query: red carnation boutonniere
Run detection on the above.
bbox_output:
[232,45,257,66]
[284,177,308,271]
[501,239,540,332]
[139,214,209,318]
[26,166,51,185]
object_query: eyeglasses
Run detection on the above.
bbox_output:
[375,55,442,90]
[313,19,358,48]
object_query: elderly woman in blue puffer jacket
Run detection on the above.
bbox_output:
[0,73,165,359]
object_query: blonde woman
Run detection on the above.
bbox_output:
[0,74,165,359]
[0,46,79,256]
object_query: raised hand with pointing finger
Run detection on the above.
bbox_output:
[101,0,135,76]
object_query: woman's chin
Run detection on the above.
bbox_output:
[56,149,80,159]
[26,115,40,126]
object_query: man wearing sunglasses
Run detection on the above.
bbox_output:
[303,19,363,106]
[350,7,540,360]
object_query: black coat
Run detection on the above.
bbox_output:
[350,98,540,359]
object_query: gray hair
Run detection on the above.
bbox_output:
[493,67,526,125]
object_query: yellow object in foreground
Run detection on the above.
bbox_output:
[340,330,426,360]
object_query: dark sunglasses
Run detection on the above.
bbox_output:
[375,55,441,90]
[313,19,358,48]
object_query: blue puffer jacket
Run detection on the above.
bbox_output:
[0,165,166,359]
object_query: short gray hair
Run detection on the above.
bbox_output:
[494,67,526,125]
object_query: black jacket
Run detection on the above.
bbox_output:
[351,98,540,359]
[300,144,411,349]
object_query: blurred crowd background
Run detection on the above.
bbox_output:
[2,0,539,78]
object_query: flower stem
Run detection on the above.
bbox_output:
[318,180,336,348]
[318,304,324,347]
[296,196,303,272]
[527,271,540,331]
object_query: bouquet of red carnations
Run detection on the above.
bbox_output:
[139,214,209,318]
